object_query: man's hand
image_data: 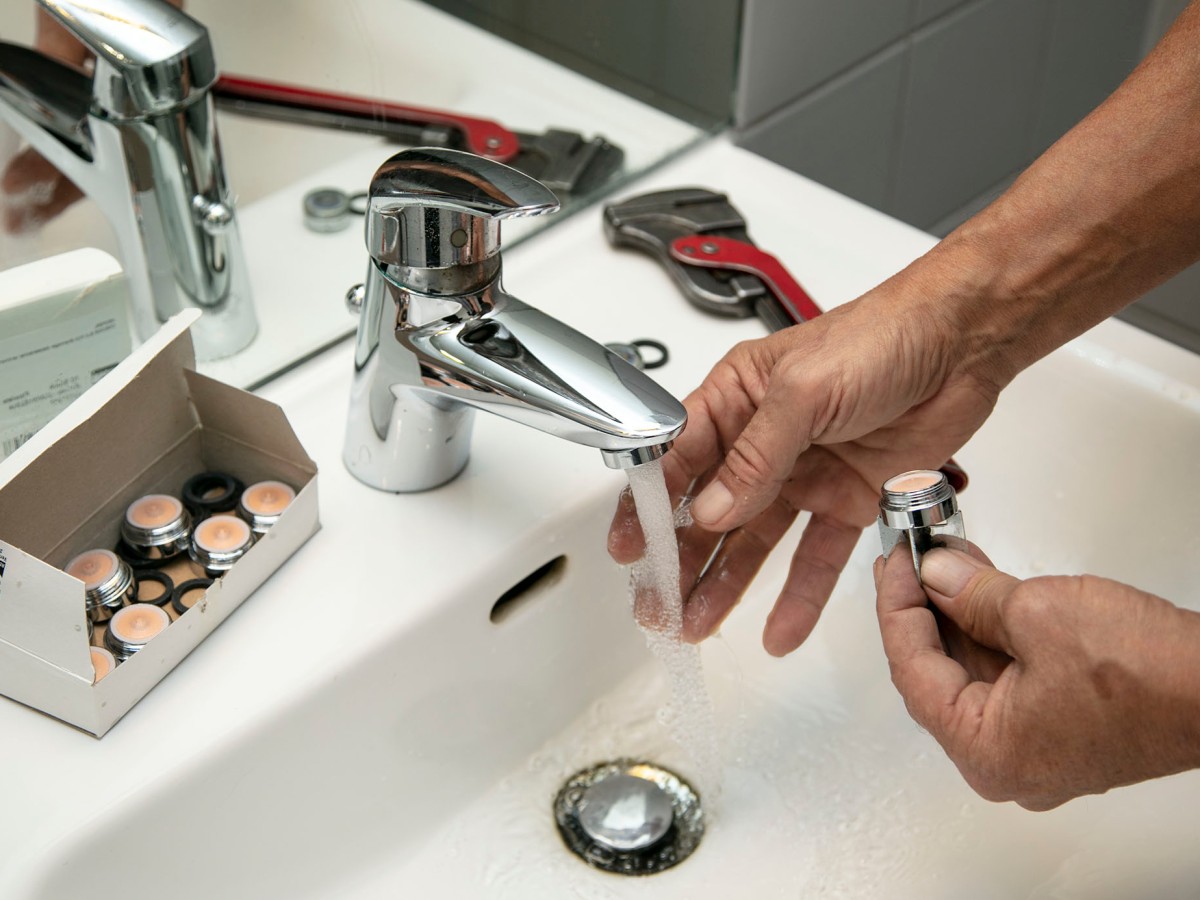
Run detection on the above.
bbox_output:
[876,545,1200,810]
[608,272,1006,657]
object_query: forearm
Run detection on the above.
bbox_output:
[903,0,1200,388]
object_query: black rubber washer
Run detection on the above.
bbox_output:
[114,538,172,568]
[347,190,369,215]
[171,577,214,618]
[133,569,174,606]
[182,472,243,515]
[631,339,669,370]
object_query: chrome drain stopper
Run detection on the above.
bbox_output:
[554,759,703,875]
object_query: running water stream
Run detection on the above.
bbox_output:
[625,459,722,800]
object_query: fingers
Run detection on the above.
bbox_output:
[607,454,716,566]
[606,486,645,565]
[690,370,813,533]
[680,493,800,643]
[921,548,1021,655]
[876,545,940,659]
[607,373,747,566]
[930,544,1012,681]
[761,513,861,656]
[875,549,989,745]
[939,615,1013,684]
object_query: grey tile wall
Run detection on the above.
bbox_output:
[914,0,968,26]
[736,0,914,125]
[1121,268,1200,356]
[735,0,1162,230]
[423,0,741,126]
[890,0,1051,227]
[1032,0,1146,154]
[734,0,1200,353]
[738,46,907,211]
[1119,0,1200,356]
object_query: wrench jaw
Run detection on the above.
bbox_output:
[511,130,625,196]
[602,187,769,317]
[211,75,623,198]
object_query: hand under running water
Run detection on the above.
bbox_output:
[609,0,1200,659]
[603,0,1200,812]
[608,264,1004,656]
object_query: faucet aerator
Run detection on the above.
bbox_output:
[600,442,673,470]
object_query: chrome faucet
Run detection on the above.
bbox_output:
[342,147,687,492]
[0,0,256,360]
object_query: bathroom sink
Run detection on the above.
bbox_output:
[335,334,1200,899]
[3,140,1200,898]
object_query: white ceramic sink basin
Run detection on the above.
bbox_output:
[3,140,1200,898]
[340,338,1200,899]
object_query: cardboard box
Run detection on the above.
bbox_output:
[0,249,134,461]
[0,309,319,736]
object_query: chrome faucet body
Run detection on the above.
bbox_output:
[343,148,687,492]
[0,0,256,360]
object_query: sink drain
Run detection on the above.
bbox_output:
[553,759,703,875]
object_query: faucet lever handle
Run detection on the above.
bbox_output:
[36,0,217,117]
[367,147,559,272]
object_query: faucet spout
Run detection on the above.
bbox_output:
[344,261,685,491]
[342,148,686,492]
[0,0,257,360]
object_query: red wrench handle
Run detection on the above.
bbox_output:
[213,74,521,162]
[669,234,824,324]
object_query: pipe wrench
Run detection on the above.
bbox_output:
[602,187,826,330]
[603,187,968,490]
[212,74,624,197]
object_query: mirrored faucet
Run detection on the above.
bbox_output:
[343,147,687,492]
[0,0,257,360]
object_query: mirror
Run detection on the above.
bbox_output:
[0,0,739,399]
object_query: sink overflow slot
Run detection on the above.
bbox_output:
[489,555,567,624]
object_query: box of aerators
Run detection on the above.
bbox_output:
[0,299,319,737]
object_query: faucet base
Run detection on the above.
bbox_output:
[343,356,476,492]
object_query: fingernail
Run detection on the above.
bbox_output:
[920,548,981,595]
[691,480,733,525]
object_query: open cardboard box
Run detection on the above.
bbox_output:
[0,309,319,736]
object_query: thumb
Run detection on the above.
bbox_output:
[920,548,1021,655]
[689,383,810,531]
